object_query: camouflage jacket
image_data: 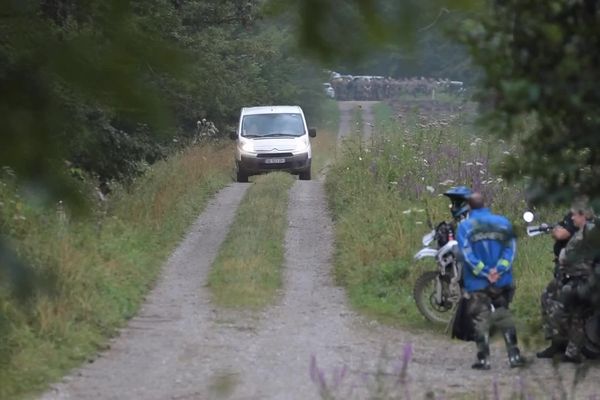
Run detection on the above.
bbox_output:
[559,219,598,277]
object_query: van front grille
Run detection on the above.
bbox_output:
[257,153,293,158]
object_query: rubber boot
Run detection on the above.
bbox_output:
[471,335,491,370]
[536,339,567,359]
[503,328,526,368]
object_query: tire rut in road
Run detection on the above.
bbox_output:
[359,101,377,141]
[337,101,378,143]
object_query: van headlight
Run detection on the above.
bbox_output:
[239,140,255,155]
[294,138,310,154]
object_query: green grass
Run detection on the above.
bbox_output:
[0,142,233,399]
[325,100,558,341]
[209,172,294,308]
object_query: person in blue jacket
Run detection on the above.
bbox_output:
[457,192,525,370]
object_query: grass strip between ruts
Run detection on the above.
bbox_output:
[209,172,295,308]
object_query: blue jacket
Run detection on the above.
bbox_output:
[457,208,516,293]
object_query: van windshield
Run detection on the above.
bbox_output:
[242,113,305,138]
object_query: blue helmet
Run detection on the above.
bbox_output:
[443,186,472,220]
[443,186,472,200]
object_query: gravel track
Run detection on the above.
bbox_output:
[40,103,600,400]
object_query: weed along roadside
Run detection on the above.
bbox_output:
[0,143,232,399]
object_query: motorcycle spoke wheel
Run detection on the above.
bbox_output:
[413,270,457,325]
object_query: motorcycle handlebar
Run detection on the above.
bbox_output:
[526,223,555,237]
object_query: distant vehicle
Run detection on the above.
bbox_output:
[231,105,316,182]
[322,82,335,99]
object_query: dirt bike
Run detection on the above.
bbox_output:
[413,221,463,325]
[523,211,600,359]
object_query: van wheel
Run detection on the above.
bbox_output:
[299,169,311,181]
[236,171,249,183]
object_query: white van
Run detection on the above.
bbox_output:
[232,105,316,182]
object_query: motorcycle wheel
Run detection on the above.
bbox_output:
[413,270,456,325]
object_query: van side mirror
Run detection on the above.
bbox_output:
[308,127,317,138]
[229,130,238,140]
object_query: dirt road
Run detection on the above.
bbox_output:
[41,102,600,400]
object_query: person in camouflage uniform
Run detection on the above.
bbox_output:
[540,199,596,363]
[457,192,525,370]
[537,212,578,358]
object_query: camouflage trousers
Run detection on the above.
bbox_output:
[467,289,515,338]
[541,276,588,358]
[540,277,563,340]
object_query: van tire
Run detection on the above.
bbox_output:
[236,171,249,183]
[299,169,311,181]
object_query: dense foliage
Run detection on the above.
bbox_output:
[458,0,600,208]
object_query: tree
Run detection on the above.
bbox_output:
[0,0,184,204]
[458,0,600,208]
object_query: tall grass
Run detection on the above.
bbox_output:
[311,99,340,177]
[0,142,233,399]
[326,100,558,338]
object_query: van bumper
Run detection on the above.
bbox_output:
[238,153,310,174]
